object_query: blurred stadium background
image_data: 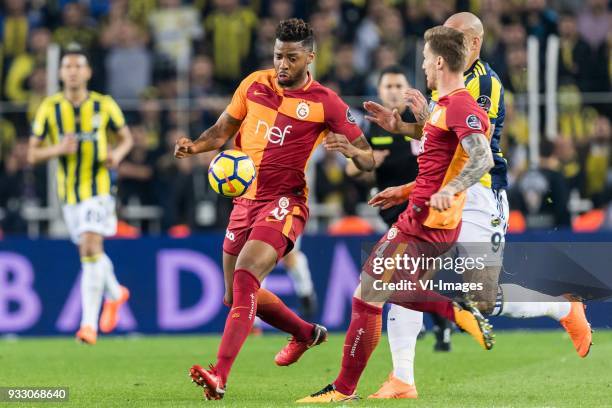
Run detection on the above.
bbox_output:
[1,0,611,337]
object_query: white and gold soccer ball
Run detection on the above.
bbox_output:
[208,150,256,197]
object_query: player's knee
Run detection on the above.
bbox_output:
[235,243,278,278]
[79,233,103,258]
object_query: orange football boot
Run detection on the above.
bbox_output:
[76,325,97,345]
[368,373,418,399]
[559,296,592,358]
[99,286,130,333]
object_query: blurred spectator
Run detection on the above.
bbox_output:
[512,141,571,228]
[148,0,202,63]
[4,27,50,103]
[137,89,164,154]
[503,91,529,183]
[353,0,388,72]
[554,136,581,192]
[203,0,257,88]
[156,128,200,230]
[558,11,610,94]
[190,55,226,131]
[0,140,30,234]
[269,0,294,22]
[558,12,593,88]
[117,125,156,206]
[579,115,612,207]
[315,150,345,205]
[105,20,152,104]
[365,44,400,95]
[0,116,17,174]
[253,17,277,68]
[558,84,599,143]
[321,43,365,96]
[502,46,528,94]
[480,2,506,71]
[52,3,97,50]
[378,9,408,68]
[25,65,47,122]
[577,0,610,49]
[0,0,33,60]
[309,11,336,79]
[522,0,557,46]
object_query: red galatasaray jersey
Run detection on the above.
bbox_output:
[401,88,490,230]
[226,69,362,200]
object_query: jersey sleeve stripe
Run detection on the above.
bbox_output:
[54,101,68,202]
[489,77,502,119]
[92,100,101,196]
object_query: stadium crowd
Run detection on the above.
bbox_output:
[0,0,610,236]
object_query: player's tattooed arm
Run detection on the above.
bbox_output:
[175,112,242,158]
[429,133,493,211]
[325,133,375,171]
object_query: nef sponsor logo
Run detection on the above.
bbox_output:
[255,119,291,146]
[270,197,290,221]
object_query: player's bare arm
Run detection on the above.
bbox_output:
[368,181,415,210]
[345,149,388,178]
[27,133,78,165]
[363,101,420,137]
[429,133,493,211]
[106,126,134,169]
[324,133,375,171]
[404,88,430,125]
[174,112,242,159]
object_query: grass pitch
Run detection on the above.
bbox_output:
[1,330,610,407]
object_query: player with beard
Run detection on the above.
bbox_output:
[175,18,375,400]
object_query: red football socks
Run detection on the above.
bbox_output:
[256,288,314,341]
[215,269,260,383]
[333,297,383,396]
[391,291,455,322]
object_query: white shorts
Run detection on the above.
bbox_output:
[457,183,509,266]
[62,195,117,244]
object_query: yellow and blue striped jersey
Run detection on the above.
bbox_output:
[31,92,126,204]
[431,59,507,189]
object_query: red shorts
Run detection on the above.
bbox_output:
[223,195,309,260]
[363,212,460,284]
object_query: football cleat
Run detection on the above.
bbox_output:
[99,286,130,334]
[368,373,418,399]
[275,323,327,366]
[296,384,358,403]
[189,364,225,400]
[560,295,592,358]
[453,299,495,350]
[76,325,97,345]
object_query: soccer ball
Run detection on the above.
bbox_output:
[208,150,256,197]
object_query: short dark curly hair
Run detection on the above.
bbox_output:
[275,18,314,51]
